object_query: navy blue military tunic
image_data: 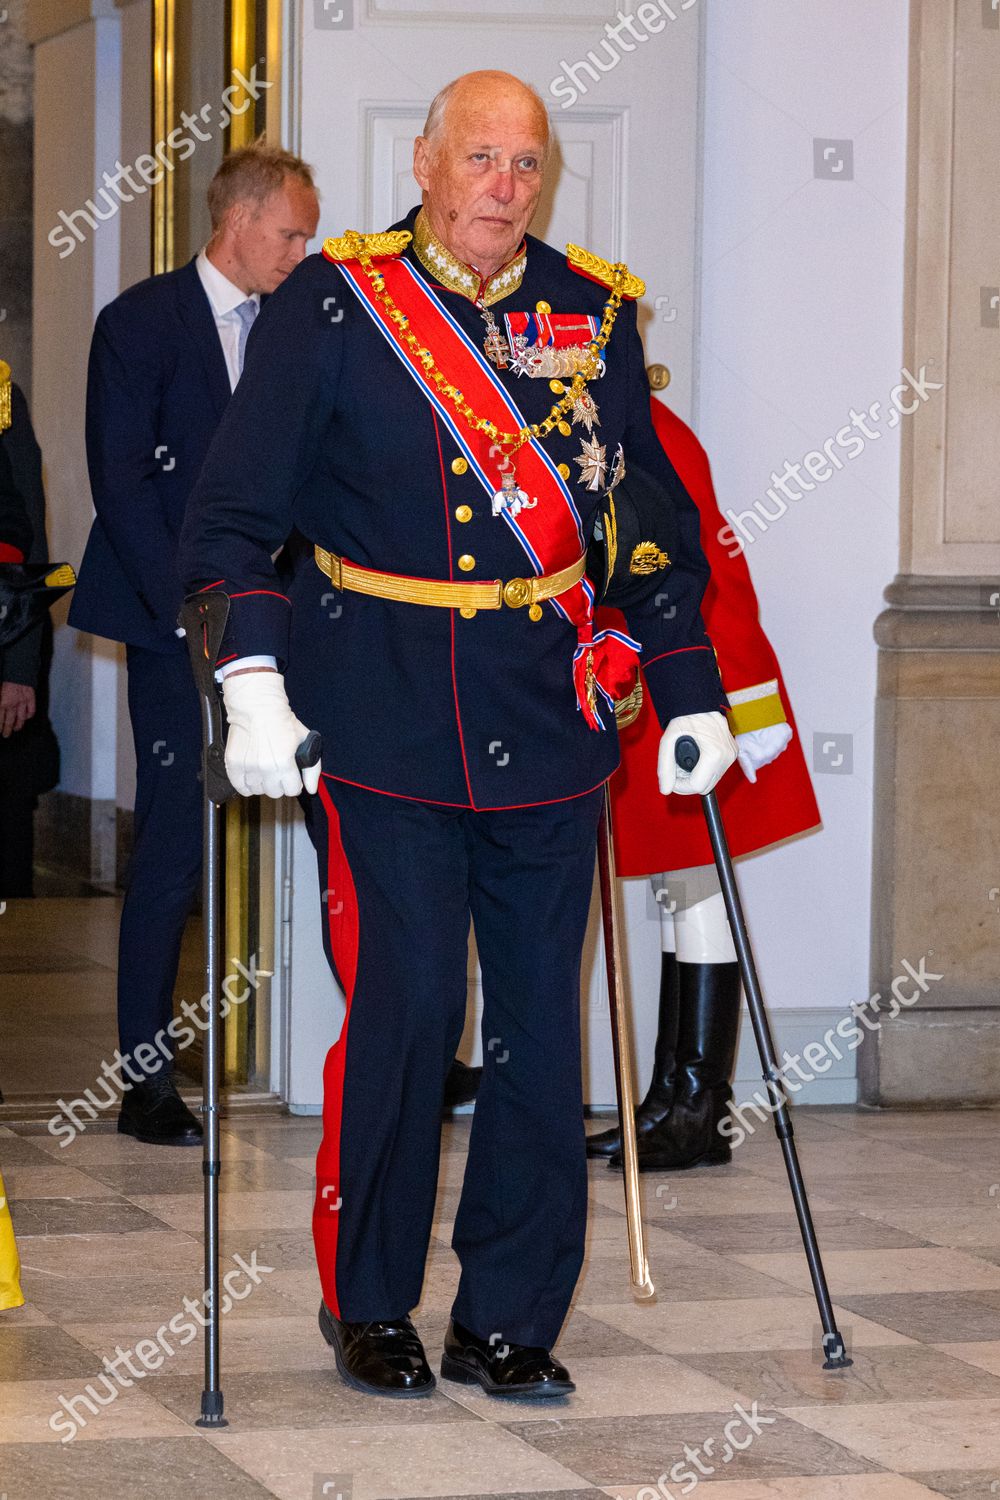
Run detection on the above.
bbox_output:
[179,206,723,808]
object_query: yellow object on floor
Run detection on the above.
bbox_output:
[0,1167,24,1309]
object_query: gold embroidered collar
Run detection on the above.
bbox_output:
[411,209,527,307]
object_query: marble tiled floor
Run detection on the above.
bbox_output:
[3,1106,1000,1500]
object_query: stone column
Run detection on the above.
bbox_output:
[863,0,1000,1105]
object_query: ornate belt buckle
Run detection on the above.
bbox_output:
[502,577,532,609]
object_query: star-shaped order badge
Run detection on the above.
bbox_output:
[574,434,608,491]
[570,389,600,433]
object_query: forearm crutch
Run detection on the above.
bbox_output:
[180,592,321,1425]
[180,592,236,1428]
[674,736,852,1370]
[597,785,655,1299]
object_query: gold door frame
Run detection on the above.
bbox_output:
[151,0,282,1086]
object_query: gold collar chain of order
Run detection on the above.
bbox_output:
[344,231,627,457]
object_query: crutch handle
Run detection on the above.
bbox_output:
[674,734,701,773]
[295,729,323,771]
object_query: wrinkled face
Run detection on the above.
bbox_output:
[414,89,548,276]
[229,176,320,294]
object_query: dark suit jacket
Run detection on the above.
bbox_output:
[180,208,725,810]
[0,433,31,561]
[2,384,47,688]
[0,384,60,796]
[70,257,233,652]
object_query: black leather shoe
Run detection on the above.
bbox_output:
[440,1318,574,1399]
[319,1302,435,1397]
[587,952,679,1158]
[609,961,741,1173]
[443,1059,482,1110]
[117,1072,202,1147]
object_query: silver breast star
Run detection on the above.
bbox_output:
[574,435,608,491]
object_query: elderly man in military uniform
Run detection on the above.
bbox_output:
[180,70,736,1400]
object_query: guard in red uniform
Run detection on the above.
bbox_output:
[587,396,820,1170]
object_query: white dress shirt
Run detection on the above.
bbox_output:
[195,249,260,393]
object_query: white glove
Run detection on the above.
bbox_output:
[736,722,793,783]
[221,670,322,799]
[658,711,738,797]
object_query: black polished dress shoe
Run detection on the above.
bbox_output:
[117,1072,202,1147]
[443,1059,482,1110]
[440,1318,574,1398]
[319,1302,435,1397]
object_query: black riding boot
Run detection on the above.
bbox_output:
[586,951,679,1159]
[610,960,741,1172]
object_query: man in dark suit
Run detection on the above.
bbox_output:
[0,426,31,565]
[180,73,736,1396]
[0,376,61,894]
[70,142,318,1145]
[0,372,31,564]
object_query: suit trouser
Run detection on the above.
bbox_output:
[302,775,602,1350]
[117,644,202,1064]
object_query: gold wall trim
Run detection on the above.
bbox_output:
[153,0,283,1084]
[228,0,257,150]
[151,0,175,275]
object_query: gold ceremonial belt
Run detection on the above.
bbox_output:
[314,545,586,612]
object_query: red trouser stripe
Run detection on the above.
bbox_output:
[312,780,360,1318]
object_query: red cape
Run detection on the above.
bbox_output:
[600,398,820,875]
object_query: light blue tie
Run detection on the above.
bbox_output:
[235,298,259,376]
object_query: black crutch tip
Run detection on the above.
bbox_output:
[196,1390,228,1427]
[821,1335,853,1371]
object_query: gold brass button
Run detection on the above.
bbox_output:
[536,300,551,315]
[459,605,477,619]
[557,462,571,480]
[549,379,565,395]
[455,504,472,523]
[528,603,543,622]
[458,554,475,572]
[451,456,469,475]
[557,420,572,437]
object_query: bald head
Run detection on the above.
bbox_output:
[422,72,550,157]
[414,71,550,279]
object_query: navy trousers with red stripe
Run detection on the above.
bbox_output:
[302,776,603,1350]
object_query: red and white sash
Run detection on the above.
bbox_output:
[329,249,640,729]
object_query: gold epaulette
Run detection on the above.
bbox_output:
[0,359,11,434]
[322,230,412,263]
[566,244,645,301]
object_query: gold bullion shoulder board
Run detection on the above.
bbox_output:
[322,230,412,262]
[566,244,645,301]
